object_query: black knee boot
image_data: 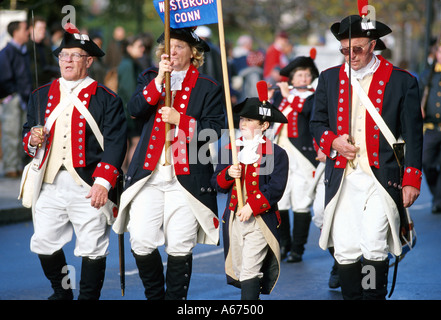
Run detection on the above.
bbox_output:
[133,249,165,300]
[287,211,311,262]
[38,249,74,300]
[165,254,192,300]
[328,247,340,289]
[279,210,291,259]
[338,260,363,300]
[362,258,389,300]
[241,277,261,300]
[78,256,106,300]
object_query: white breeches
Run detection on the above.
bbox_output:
[30,170,110,258]
[127,167,199,256]
[278,149,315,212]
[331,167,390,265]
[230,214,268,282]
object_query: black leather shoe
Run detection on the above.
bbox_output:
[328,263,340,289]
[432,204,441,214]
[286,251,302,263]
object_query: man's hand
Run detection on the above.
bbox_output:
[236,203,253,222]
[227,164,242,179]
[331,134,359,160]
[161,106,180,125]
[30,126,48,148]
[86,184,109,209]
[402,185,419,208]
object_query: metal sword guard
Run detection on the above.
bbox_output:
[32,125,44,148]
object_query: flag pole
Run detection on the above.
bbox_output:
[164,0,172,165]
[216,0,243,209]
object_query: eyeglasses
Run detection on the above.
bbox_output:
[339,41,373,56]
[58,52,89,62]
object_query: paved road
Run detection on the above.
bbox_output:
[0,177,440,301]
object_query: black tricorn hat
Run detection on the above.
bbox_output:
[234,81,288,124]
[157,27,210,52]
[234,98,288,124]
[330,15,391,41]
[52,23,105,57]
[280,48,319,80]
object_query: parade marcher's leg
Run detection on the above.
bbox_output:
[422,129,441,213]
[165,254,193,300]
[232,215,268,300]
[38,249,73,300]
[337,260,363,300]
[241,277,261,300]
[328,247,340,289]
[78,257,106,300]
[278,210,291,259]
[162,177,198,300]
[127,177,167,299]
[433,171,441,213]
[287,211,311,262]
[132,249,165,300]
[361,258,389,300]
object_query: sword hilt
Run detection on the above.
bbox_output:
[32,125,44,148]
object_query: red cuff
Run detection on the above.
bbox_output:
[319,130,338,158]
[178,114,196,143]
[216,166,235,190]
[142,80,162,105]
[402,167,423,190]
[23,131,33,157]
[248,191,271,216]
[92,162,119,188]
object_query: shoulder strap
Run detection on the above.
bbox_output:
[351,76,397,148]
[59,79,104,150]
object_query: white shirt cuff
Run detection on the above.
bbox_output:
[94,177,112,191]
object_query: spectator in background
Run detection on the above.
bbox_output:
[89,32,107,84]
[232,34,254,74]
[0,21,32,178]
[236,50,265,102]
[27,15,60,87]
[137,31,155,70]
[194,26,223,84]
[263,31,291,85]
[104,26,126,69]
[118,35,145,172]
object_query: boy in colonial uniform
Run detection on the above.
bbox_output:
[212,84,289,299]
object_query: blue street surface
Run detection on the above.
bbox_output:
[0,176,440,300]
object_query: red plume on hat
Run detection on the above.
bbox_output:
[309,47,317,60]
[358,0,369,18]
[64,22,80,34]
[256,80,268,104]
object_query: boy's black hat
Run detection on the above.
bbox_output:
[234,81,287,124]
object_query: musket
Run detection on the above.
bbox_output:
[31,11,43,147]
[347,15,356,169]
[388,141,406,298]
[116,175,125,296]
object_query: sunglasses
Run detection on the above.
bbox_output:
[339,41,373,56]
